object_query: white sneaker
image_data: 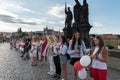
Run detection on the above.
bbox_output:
[50,73,55,76]
[47,72,51,75]
[61,79,64,80]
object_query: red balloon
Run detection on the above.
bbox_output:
[74,61,83,71]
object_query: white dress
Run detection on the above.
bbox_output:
[31,42,38,57]
[92,47,107,70]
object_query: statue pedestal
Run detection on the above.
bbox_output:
[63,24,92,47]
[63,27,73,39]
[73,23,92,47]
[63,0,92,48]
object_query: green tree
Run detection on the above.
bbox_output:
[19,32,28,38]
[117,35,120,39]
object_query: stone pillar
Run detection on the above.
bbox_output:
[63,27,73,40]
[79,24,92,47]
[72,23,92,47]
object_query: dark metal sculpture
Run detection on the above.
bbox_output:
[63,0,92,47]
[65,2,73,28]
[81,0,89,24]
[73,0,82,24]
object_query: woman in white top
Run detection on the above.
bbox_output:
[47,35,56,76]
[31,37,38,66]
[67,31,87,80]
[52,36,61,79]
[90,36,108,80]
[59,36,68,80]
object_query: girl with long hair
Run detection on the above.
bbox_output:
[52,36,61,79]
[59,36,68,80]
[68,31,87,80]
[90,36,108,80]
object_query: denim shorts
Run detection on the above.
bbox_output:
[70,58,80,66]
[60,55,67,64]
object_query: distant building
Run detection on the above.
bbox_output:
[0,32,11,41]
[44,28,61,36]
[100,34,120,48]
[100,34,118,39]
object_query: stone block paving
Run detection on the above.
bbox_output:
[0,43,120,80]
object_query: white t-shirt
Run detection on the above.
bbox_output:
[67,41,86,58]
[31,42,38,54]
[59,44,67,55]
[92,46,107,70]
[47,43,54,56]
[54,42,61,55]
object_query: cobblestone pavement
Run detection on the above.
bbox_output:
[0,43,120,80]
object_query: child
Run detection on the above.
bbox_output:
[31,37,38,66]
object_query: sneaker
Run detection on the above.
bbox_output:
[61,79,64,80]
[51,74,57,78]
[23,58,27,60]
[27,57,30,59]
[31,64,37,66]
[50,73,55,75]
[47,72,51,75]
[21,55,23,57]
[56,76,61,79]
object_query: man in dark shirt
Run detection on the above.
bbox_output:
[89,34,96,55]
[21,38,31,59]
[89,34,95,48]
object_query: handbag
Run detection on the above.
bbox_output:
[66,53,70,60]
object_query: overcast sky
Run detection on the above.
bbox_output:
[0,0,120,34]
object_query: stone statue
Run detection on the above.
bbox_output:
[65,2,73,28]
[74,0,82,24]
[81,0,89,24]
[63,0,92,47]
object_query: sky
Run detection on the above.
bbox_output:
[0,0,120,34]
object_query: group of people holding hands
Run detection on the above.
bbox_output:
[10,31,108,80]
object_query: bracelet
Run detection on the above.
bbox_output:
[96,56,98,60]
[96,57,100,61]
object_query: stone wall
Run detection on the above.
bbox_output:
[108,57,120,70]
[108,50,120,58]
[108,50,120,70]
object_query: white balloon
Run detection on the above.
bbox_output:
[80,55,91,67]
[78,68,87,79]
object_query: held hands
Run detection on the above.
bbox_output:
[90,54,101,61]
[31,50,33,53]
[56,47,60,51]
[75,50,80,54]
[90,54,97,59]
[76,45,81,54]
[59,53,62,55]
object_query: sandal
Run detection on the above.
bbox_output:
[56,75,61,79]
[32,64,37,66]
[31,63,37,66]
[51,74,57,78]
